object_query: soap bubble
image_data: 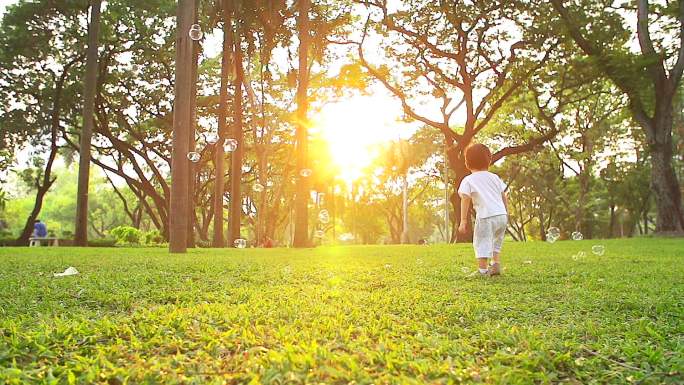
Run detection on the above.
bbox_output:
[318,209,330,224]
[188,24,203,41]
[314,230,324,238]
[572,251,586,261]
[252,183,264,193]
[206,132,219,145]
[187,152,201,163]
[547,227,560,236]
[546,232,559,243]
[224,139,238,152]
[300,169,312,177]
[339,232,354,242]
[591,245,605,256]
[233,238,247,248]
[241,164,251,173]
[384,264,392,270]
[571,231,583,241]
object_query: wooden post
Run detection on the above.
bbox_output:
[169,0,196,253]
[74,0,101,246]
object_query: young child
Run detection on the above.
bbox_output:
[457,143,508,276]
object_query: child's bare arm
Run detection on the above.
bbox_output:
[502,192,508,212]
[458,195,471,233]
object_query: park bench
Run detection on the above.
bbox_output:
[29,237,59,247]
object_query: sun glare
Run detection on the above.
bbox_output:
[312,95,413,183]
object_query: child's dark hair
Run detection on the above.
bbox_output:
[464,143,491,170]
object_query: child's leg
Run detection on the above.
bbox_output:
[473,217,493,274]
[490,215,507,275]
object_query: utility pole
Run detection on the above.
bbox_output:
[169,0,196,253]
[74,0,101,246]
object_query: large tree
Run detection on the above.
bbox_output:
[550,0,684,233]
[356,0,559,241]
[0,1,86,245]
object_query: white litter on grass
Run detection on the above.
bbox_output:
[54,267,79,277]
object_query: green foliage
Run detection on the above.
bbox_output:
[0,239,681,383]
[143,230,164,245]
[109,226,142,246]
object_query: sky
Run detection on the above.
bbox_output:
[0,0,14,17]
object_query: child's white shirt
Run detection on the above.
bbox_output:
[457,171,507,219]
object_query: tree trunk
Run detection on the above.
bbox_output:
[649,129,684,233]
[213,0,232,248]
[74,0,101,246]
[293,0,311,247]
[168,0,196,253]
[400,173,409,244]
[187,8,199,248]
[447,148,473,243]
[608,204,616,238]
[228,26,244,245]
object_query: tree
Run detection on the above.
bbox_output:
[293,0,312,247]
[356,0,559,242]
[0,1,86,245]
[74,0,102,246]
[550,0,684,233]
[169,0,196,253]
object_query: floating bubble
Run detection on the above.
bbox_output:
[242,164,251,173]
[591,245,605,256]
[571,231,583,241]
[206,132,219,145]
[300,168,312,177]
[252,183,264,193]
[224,139,238,152]
[339,232,354,242]
[572,251,587,261]
[547,227,560,237]
[233,238,247,248]
[188,24,203,41]
[187,152,201,163]
[546,233,559,243]
[314,230,325,238]
[318,209,330,224]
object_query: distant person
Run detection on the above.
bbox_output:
[457,143,508,276]
[33,219,48,238]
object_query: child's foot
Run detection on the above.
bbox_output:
[489,263,501,276]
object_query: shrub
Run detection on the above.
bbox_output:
[144,230,164,245]
[109,226,142,246]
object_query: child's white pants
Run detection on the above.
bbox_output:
[473,214,507,258]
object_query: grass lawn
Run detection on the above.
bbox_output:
[0,238,682,384]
